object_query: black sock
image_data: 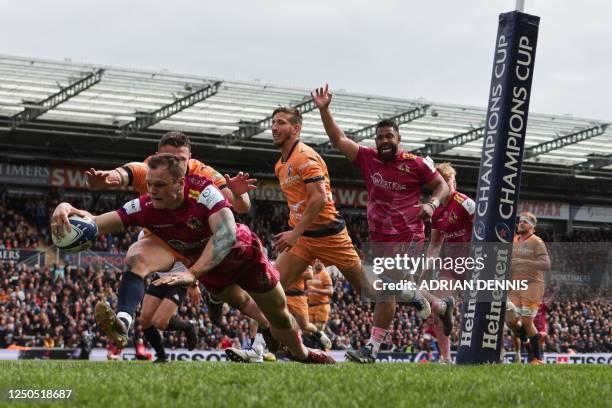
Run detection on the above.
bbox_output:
[517,325,528,342]
[143,327,165,359]
[117,271,145,324]
[529,334,541,360]
[167,315,191,332]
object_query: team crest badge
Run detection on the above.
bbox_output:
[402,152,416,160]
[187,216,204,232]
[448,212,458,223]
[398,164,411,173]
[188,189,200,200]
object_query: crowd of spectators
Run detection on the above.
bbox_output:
[0,190,610,355]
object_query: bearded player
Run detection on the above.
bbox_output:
[507,212,551,365]
[313,84,453,363]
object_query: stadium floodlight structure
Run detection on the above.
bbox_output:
[412,124,485,156]
[317,105,429,154]
[572,153,612,172]
[9,69,104,130]
[115,81,222,139]
[524,124,609,159]
[224,97,317,145]
[1,56,612,178]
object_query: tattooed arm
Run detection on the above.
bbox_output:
[189,207,237,278]
[152,208,237,287]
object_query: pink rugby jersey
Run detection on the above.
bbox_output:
[353,146,439,241]
[116,174,233,264]
[431,191,475,244]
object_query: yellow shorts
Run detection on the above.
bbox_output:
[286,295,309,318]
[308,304,331,324]
[508,281,544,317]
[289,227,361,271]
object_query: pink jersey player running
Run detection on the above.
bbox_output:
[313,84,452,363]
[51,153,334,364]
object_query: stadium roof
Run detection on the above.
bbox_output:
[0,55,611,177]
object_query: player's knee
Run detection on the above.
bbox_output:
[269,310,293,330]
[124,251,150,276]
[233,292,252,310]
[140,314,153,328]
[152,315,170,330]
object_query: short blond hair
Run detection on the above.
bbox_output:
[436,162,456,181]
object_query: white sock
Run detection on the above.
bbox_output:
[437,300,447,315]
[251,333,265,354]
[117,312,133,329]
[397,288,418,303]
[367,340,382,356]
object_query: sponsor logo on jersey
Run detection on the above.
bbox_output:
[462,197,476,215]
[370,172,407,191]
[123,198,141,215]
[197,185,224,210]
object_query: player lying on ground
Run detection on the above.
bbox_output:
[52,153,334,364]
[85,131,257,327]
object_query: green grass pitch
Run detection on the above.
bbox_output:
[1,361,610,407]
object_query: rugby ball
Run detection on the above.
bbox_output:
[52,216,98,252]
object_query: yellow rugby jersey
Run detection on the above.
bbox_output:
[275,141,342,232]
[512,233,548,283]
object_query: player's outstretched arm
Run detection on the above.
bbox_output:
[85,167,126,190]
[222,171,257,214]
[51,202,95,238]
[312,84,359,162]
[93,211,126,235]
[51,203,124,238]
[190,207,237,277]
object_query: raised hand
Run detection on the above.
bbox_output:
[224,172,257,196]
[311,84,332,110]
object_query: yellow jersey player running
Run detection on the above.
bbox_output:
[506,211,550,365]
